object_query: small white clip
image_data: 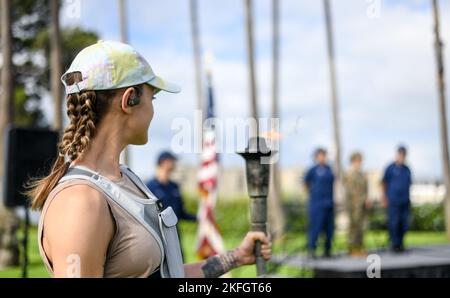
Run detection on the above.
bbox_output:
[73,82,83,93]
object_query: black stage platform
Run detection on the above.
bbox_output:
[271,244,450,278]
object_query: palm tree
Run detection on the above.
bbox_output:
[118,0,129,43]
[50,0,63,132]
[323,0,342,182]
[190,0,204,151]
[432,0,450,239]
[268,0,286,241]
[244,0,258,139]
[0,0,20,268]
[118,0,130,165]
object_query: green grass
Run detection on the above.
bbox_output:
[0,223,448,278]
[0,226,49,278]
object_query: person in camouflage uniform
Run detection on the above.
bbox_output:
[344,152,369,256]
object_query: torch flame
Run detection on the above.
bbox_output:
[260,129,283,141]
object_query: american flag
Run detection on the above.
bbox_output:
[196,70,225,259]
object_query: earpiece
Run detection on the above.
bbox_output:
[127,96,140,106]
[127,88,141,106]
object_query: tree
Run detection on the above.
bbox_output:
[118,0,130,165]
[243,0,258,139]
[189,0,204,152]
[323,0,342,182]
[431,0,450,239]
[50,0,63,132]
[0,0,20,268]
[33,28,98,87]
[268,0,286,241]
[8,0,51,127]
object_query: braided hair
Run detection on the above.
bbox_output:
[26,72,117,210]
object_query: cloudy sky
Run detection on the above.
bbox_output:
[49,0,450,182]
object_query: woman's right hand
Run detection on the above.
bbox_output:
[233,231,272,266]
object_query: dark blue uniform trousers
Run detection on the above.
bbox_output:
[388,204,410,248]
[308,205,334,251]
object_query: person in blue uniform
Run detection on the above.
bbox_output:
[304,148,335,258]
[146,151,197,259]
[382,145,412,252]
[146,151,197,222]
[147,151,197,255]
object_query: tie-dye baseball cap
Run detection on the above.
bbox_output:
[61,40,181,95]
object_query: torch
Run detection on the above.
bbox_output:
[238,137,274,277]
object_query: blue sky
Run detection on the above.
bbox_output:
[49,0,450,182]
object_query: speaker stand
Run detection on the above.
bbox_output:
[21,206,29,278]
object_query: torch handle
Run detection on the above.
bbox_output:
[254,239,266,276]
[251,220,267,277]
[238,137,271,278]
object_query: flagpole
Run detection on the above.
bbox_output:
[196,63,230,277]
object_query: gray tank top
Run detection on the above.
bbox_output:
[38,167,162,277]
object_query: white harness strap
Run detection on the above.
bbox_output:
[58,165,185,278]
[119,165,185,278]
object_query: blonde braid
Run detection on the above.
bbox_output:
[67,91,97,160]
[26,71,124,210]
[58,93,81,159]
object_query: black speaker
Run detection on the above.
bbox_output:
[3,126,59,208]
